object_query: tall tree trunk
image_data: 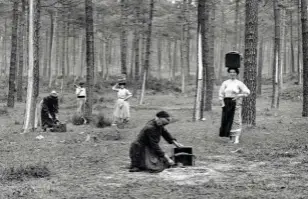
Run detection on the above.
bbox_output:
[133,0,141,95]
[120,0,128,75]
[85,0,95,121]
[66,20,70,77]
[23,0,36,132]
[43,30,48,77]
[242,0,258,125]
[199,0,210,118]
[301,0,308,116]
[7,1,19,108]
[168,39,172,81]
[139,0,154,105]
[48,12,57,88]
[72,25,77,77]
[205,0,215,111]
[290,10,295,74]
[257,37,263,96]
[218,0,226,83]
[17,0,26,102]
[280,7,285,88]
[172,40,177,81]
[234,0,240,50]
[271,0,281,109]
[298,0,303,84]
[3,19,8,76]
[194,29,203,119]
[157,37,162,80]
[180,24,186,93]
[33,0,40,100]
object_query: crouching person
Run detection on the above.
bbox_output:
[41,90,59,132]
[129,111,183,173]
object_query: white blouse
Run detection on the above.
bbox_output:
[219,79,250,100]
[76,87,86,97]
[114,88,132,99]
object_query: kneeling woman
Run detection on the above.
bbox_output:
[129,111,183,172]
[219,68,250,144]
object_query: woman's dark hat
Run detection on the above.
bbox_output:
[156,111,170,118]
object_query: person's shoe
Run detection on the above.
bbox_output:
[129,167,141,172]
[234,136,240,144]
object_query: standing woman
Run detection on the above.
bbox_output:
[219,68,250,144]
[75,82,87,124]
[112,81,133,125]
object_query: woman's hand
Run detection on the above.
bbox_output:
[173,140,183,148]
[232,94,243,101]
[220,100,225,107]
[165,155,175,165]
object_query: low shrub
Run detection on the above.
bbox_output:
[0,164,51,181]
[71,114,85,125]
[93,113,112,128]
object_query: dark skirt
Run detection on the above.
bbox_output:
[219,98,236,137]
[41,110,56,129]
[129,141,168,173]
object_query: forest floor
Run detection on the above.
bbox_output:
[0,82,308,199]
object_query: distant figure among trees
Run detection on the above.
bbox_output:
[40,91,59,132]
[129,111,183,173]
[75,82,87,124]
[112,81,132,125]
[219,68,250,144]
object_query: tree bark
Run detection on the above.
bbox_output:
[271,0,281,109]
[301,0,308,116]
[139,0,154,105]
[290,11,295,74]
[205,0,215,111]
[298,0,303,84]
[257,37,263,96]
[85,0,95,121]
[120,0,128,75]
[17,0,26,102]
[48,12,57,88]
[242,0,258,126]
[7,1,19,108]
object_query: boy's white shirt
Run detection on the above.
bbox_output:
[76,87,86,96]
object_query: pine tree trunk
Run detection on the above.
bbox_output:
[234,0,240,50]
[218,0,226,83]
[17,0,26,102]
[133,0,141,95]
[157,38,162,80]
[48,12,56,88]
[205,0,215,111]
[139,0,154,105]
[33,0,40,100]
[290,11,295,74]
[7,2,19,108]
[298,0,303,84]
[301,0,308,116]
[194,29,203,120]
[257,37,263,95]
[3,19,8,76]
[43,30,48,77]
[120,0,128,75]
[168,39,172,81]
[23,0,36,132]
[172,40,177,81]
[198,0,210,119]
[271,0,281,109]
[242,0,258,125]
[85,0,95,121]
[66,20,70,77]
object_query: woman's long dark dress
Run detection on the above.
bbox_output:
[41,96,59,129]
[129,119,176,172]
